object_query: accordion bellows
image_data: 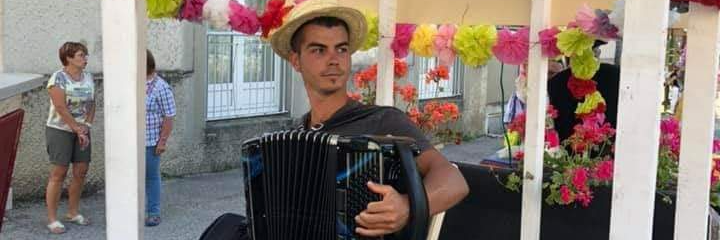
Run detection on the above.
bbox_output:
[242,130,429,240]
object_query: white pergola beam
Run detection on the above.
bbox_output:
[375,0,396,106]
[101,0,147,239]
[610,0,670,239]
[674,2,720,240]
[520,0,551,240]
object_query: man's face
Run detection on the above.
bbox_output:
[289,24,351,97]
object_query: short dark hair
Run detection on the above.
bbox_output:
[59,42,88,66]
[147,49,155,75]
[290,17,350,54]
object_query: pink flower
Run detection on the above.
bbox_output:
[347,91,362,101]
[547,104,559,119]
[545,129,560,148]
[575,4,597,34]
[229,1,261,35]
[539,27,562,58]
[575,190,593,207]
[399,84,417,103]
[560,185,574,204]
[392,24,416,58]
[661,117,681,135]
[714,139,720,154]
[434,24,457,67]
[178,0,206,22]
[593,9,619,39]
[513,150,525,161]
[492,27,530,65]
[594,160,614,181]
[572,167,589,191]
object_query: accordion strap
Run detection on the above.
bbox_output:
[300,104,394,131]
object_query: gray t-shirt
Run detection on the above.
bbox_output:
[299,100,433,153]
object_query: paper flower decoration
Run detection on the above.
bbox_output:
[593,10,619,40]
[539,27,562,58]
[434,24,457,67]
[391,24,416,58]
[576,91,606,115]
[203,0,231,30]
[410,24,438,57]
[148,0,182,19]
[228,1,260,35]
[360,11,379,51]
[557,28,595,57]
[575,4,597,35]
[259,0,293,39]
[492,27,529,65]
[178,0,206,22]
[453,25,497,67]
[570,49,600,80]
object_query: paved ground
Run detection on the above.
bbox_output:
[0,136,503,240]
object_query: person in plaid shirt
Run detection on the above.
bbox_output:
[144,50,176,227]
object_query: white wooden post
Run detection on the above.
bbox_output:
[610,0,669,239]
[521,0,551,240]
[101,0,147,239]
[674,3,720,240]
[375,0,396,106]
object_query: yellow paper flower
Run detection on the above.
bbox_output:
[410,24,438,57]
[361,11,379,51]
[453,25,497,67]
[570,49,600,79]
[505,131,520,147]
[575,91,606,115]
[556,28,594,57]
[147,0,183,19]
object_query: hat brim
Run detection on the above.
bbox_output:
[270,5,367,61]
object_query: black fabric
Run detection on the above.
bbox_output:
[548,63,621,141]
[198,213,249,240]
[299,100,434,153]
[438,162,677,240]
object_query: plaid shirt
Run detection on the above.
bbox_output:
[146,75,176,146]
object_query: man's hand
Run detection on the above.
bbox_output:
[354,181,409,237]
[155,141,167,156]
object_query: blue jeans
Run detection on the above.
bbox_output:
[145,146,161,217]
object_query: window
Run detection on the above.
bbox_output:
[413,55,464,100]
[206,32,290,120]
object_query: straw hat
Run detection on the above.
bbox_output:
[269,0,367,61]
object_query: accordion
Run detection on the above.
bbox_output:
[242,130,429,240]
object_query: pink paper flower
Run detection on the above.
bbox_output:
[391,24,416,58]
[228,1,260,35]
[539,27,561,58]
[433,24,457,67]
[492,27,529,65]
[593,9,619,40]
[178,0,206,22]
[575,4,597,34]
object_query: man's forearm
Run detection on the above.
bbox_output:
[158,117,173,144]
[417,150,469,216]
